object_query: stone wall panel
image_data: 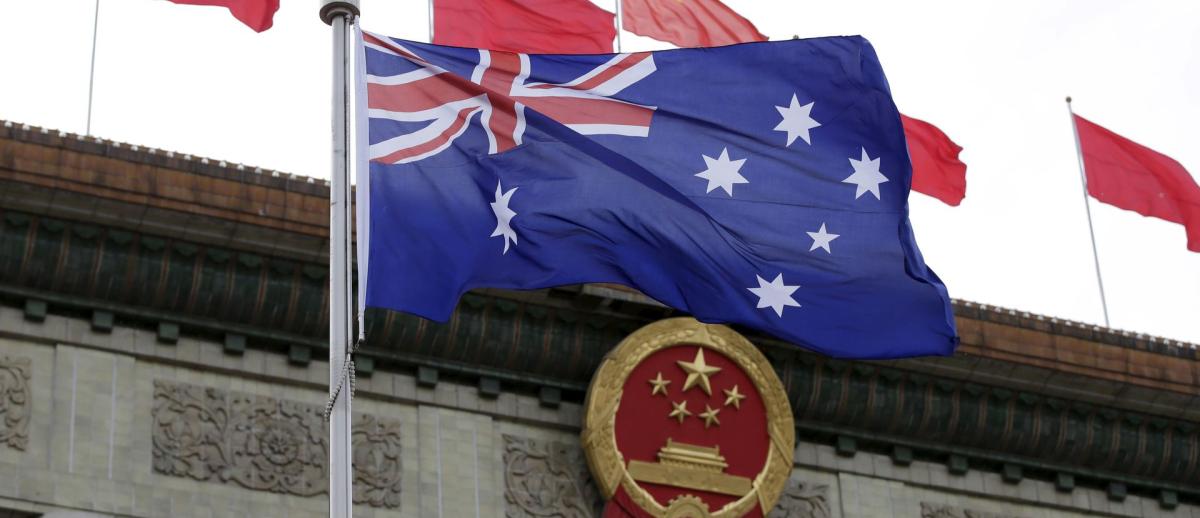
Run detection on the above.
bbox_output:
[150,379,402,508]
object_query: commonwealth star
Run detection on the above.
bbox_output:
[489,180,519,253]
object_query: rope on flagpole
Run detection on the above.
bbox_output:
[1066,96,1111,328]
[323,337,363,421]
[85,0,101,135]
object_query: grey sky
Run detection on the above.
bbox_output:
[1,0,1196,344]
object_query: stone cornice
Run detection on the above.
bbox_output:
[0,121,330,228]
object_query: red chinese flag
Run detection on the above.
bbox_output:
[168,0,279,32]
[620,0,766,48]
[901,114,967,206]
[1074,114,1200,252]
[433,0,616,54]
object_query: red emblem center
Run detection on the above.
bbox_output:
[613,344,770,512]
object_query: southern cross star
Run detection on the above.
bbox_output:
[489,180,518,254]
[774,94,820,146]
[695,147,748,196]
[843,148,889,200]
[748,273,800,317]
[806,223,840,253]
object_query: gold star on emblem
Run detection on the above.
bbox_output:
[677,348,721,395]
[723,385,746,409]
[648,372,670,396]
[668,400,691,423]
[699,405,721,428]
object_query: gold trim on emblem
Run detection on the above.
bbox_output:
[581,318,796,518]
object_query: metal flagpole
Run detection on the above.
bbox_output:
[1066,96,1111,328]
[320,1,360,517]
[614,0,624,52]
[85,0,100,135]
[428,0,435,42]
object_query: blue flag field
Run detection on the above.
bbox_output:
[356,30,957,359]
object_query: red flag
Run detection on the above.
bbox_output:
[433,0,616,54]
[168,0,279,32]
[902,114,967,206]
[1074,114,1200,252]
[620,0,766,47]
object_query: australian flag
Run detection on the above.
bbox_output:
[356,30,957,359]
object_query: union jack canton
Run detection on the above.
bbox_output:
[363,32,655,163]
[357,31,957,359]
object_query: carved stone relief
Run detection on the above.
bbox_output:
[768,478,831,518]
[503,434,602,518]
[920,502,1024,518]
[0,356,31,451]
[353,414,404,508]
[151,380,402,508]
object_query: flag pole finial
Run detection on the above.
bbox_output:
[1065,96,1072,104]
[320,0,360,25]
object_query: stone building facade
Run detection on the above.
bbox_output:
[0,120,1198,517]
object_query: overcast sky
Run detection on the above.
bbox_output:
[1,0,1196,344]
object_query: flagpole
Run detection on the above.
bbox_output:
[1066,96,1111,328]
[85,0,100,135]
[428,0,435,42]
[614,0,623,52]
[320,1,359,517]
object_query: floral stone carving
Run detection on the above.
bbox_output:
[151,380,402,507]
[921,502,1024,518]
[353,414,404,508]
[0,356,31,450]
[768,478,831,518]
[504,434,602,517]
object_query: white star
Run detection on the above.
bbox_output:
[695,148,748,196]
[774,94,821,146]
[806,223,840,253]
[747,273,801,317]
[489,180,518,254]
[843,148,889,200]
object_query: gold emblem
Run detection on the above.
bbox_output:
[582,318,795,517]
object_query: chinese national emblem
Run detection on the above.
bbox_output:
[582,318,795,517]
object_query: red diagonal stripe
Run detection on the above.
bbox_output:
[375,106,480,164]
[530,53,652,93]
[368,77,475,113]
[523,97,653,127]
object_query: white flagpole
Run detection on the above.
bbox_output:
[428,0,435,42]
[320,1,359,517]
[614,0,624,52]
[1066,96,1111,328]
[85,0,100,135]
